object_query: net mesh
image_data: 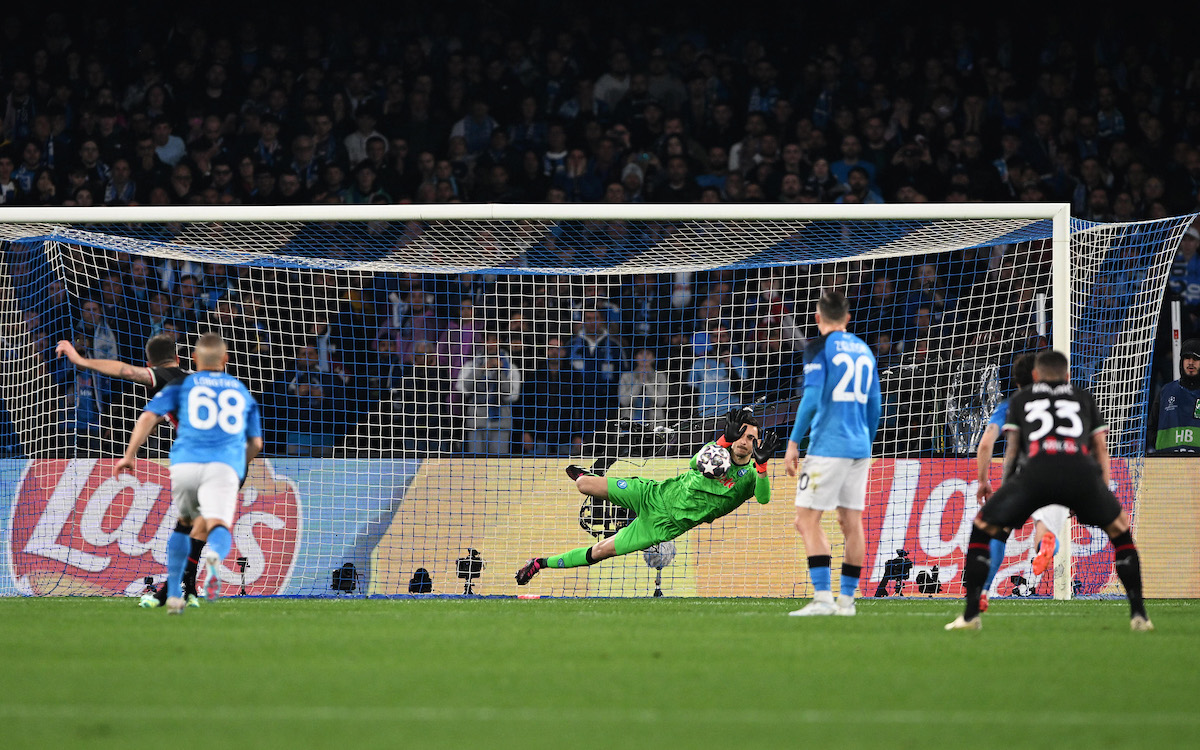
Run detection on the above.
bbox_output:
[0,210,1190,599]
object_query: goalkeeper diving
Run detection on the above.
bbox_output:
[516,409,778,584]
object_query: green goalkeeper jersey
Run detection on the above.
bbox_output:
[661,441,771,529]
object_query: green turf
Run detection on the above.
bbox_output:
[1,597,1197,749]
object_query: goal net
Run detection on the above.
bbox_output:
[0,204,1189,600]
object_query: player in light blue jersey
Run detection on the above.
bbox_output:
[974,352,1066,610]
[116,333,263,614]
[783,290,881,616]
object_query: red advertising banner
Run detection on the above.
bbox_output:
[8,458,301,596]
[860,458,1134,597]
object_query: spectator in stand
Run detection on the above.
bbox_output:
[344,103,386,168]
[554,148,604,203]
[1166,226,1200,341]
[517,335,579,455]
[151,116,186,167]
[805,158,844,202]
[569,304,626,442]
[456,331,522,455]
[688,321,747,417]
[594,51,632,111]
[650,155,700,202]
[282,343,337,457]
[395,341,450,456]
[0,152,19,205]
[450,100,500,158]
[619,347,672,431]
[836,166,884,204]
[831,134,877,189]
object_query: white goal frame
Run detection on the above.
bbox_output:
[0,201,1077,598]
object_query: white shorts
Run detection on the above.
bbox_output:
[1031,504,1069,537]
[170,462,239,526]
[793,456,871,511]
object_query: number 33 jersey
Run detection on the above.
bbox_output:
[145,370,262,480]
[802,331,880,459]
[1003,380,1107,466]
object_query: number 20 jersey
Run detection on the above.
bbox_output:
[801,331,880,459]
[1003,380,1107,467]
[145,370,262,480]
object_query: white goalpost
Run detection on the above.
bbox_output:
[0,202,1188,601]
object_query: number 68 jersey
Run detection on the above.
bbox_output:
[1003,380,1107,466]
[145,370,262,481]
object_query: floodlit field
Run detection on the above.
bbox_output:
[2,597,1197,749]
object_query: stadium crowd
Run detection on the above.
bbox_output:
[1,3,1199,456]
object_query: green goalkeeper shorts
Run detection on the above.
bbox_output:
[606,477,685,555]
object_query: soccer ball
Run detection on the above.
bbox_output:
[695,443,732,479]
[642,541,677,570]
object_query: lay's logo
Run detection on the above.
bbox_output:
[8,458,302,596]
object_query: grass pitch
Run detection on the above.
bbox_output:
[1,597,1197,749]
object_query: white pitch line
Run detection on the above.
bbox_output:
[1,704,1196,727]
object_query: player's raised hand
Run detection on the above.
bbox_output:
[113,456,136,477]
[753,431,780,468]
[722,408,748,443]
[55,340,83,363]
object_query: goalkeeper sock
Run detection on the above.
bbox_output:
[166,531,190,601]
[546,546,596,569]
[184,537,205,596]
[808,555,832,593]
[1110,531,1147,619]
[962,527,994,620]
[207,525,232,562]
[839,564,861,598]
[983,538,1006,591]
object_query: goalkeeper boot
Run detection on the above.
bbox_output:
[201,551,222,601]
[1130,614,1155,632]
[1031,532,1056,576]
[515,558,546,585]
[166,596,186,615]
[186,594,202,608]
[944,614,982,631]
[788,591,837,616]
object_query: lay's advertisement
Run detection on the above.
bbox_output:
[0,456,1192,598]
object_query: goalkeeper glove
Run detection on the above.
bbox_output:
[752,432,780,473]
[717,407,750,447]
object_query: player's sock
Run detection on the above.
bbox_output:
[184,537,205,597]
[839,563,861,598]
[545,545,596,569]
[808,555,832,593]
[207,525,232,562]
[983,538,1006,591]
[962,527,994,620]
[166,531,190,601]
[1110,531,1147,619]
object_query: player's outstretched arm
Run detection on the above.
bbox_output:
[56,340,154,385]
[974,424,1000,501]
[114,411,166,476]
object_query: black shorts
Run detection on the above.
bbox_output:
[979,458,1123,530]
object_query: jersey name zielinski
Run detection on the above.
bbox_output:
[802,331,879,458]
